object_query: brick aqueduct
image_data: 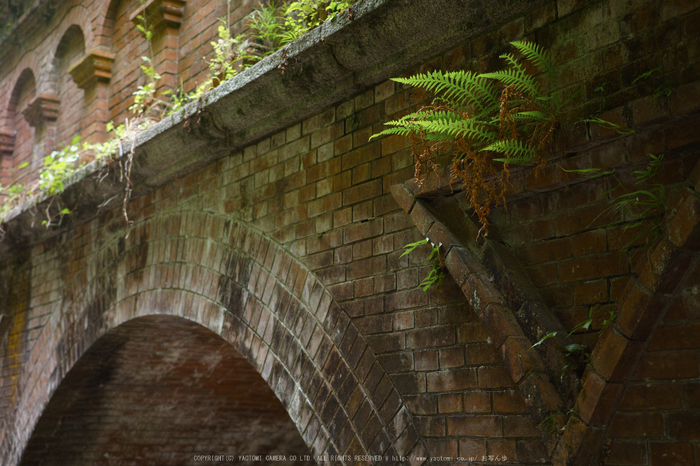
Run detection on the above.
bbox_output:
[1,0,700,464]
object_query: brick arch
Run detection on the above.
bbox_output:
[551,161,700,465]
[394,157,700,465]
[2,62,38,132]
[47,24,86,94]
[20,314,312,464]
[34,3,94,97]
[106,0,151,122]
[4,68,37,186]
[49,24,87,149]
[7,212,428,465]
[52,5,95,54]
[95,0,122,49]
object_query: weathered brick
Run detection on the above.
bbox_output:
[608,412,665,438]
[427,368,477,392]
[559,252,628,283]
[604,440,648,465]
[576,369,623,425]
[498,336,545,383]
[591,327,644,382]
[406,326,455,349]
[447,415,502,437]
[620,382,683,410]
[634,350,700,380]
[650,442,694,466]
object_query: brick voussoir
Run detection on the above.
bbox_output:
[409,200,436,237]
[499,335,547,384]
[402,191,572,455]
[517,371,567,454]
[550,415,605,466]
[667,192,700,250]
[574,367,623,426]
[390,183,417,214]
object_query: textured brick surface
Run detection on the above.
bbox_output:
[3,0,700,464]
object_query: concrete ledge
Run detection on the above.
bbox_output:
[0,0,548,260]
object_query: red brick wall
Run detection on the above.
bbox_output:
[604,259,700,465]
[1,0,700,465]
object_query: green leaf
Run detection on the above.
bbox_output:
[393,70,499,110]
[509,110,548,122]
[400,238,429,257]
[565,343,587,353]
[558,165,615,177]
[18,162,29,169]
[531,332,557,349]
[484,140,537,164]
[632,67,661,85]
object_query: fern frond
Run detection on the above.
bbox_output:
[509,111,549,122]
[385,110,432,125]
[483,139,537,164]
[393,71,499,110]
[424,132,455,142]
[481,65,539,96]
[369,126,413,139]
[412,118,498,142]
[419,109,464,122]
[510,41,552,74]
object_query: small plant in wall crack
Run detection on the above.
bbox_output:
[401,238,445,292]
[1,136,100,228]
[561,153,666,248]
[530,306,617,380]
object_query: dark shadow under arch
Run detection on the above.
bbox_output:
[20,315,312,466]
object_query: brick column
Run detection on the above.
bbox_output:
[129,0,186,94]
[0,130,16,189]
[22,94,60,170]
[69,48,115,143]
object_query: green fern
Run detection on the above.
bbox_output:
[481,55,539,96]
[484,140,538,164]
[371,41,562,236]
[511,40,553,75]
[509,110,549,122]
[393,71,499,111]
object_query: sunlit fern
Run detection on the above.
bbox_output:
[372,41,563,236]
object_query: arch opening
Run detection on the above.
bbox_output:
[20,315,312,465]
[8,69,36,186]
[53,25,86,150]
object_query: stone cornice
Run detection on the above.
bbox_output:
[69,49,116,89]
[129,0,186,32]
[22,94,60,127]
